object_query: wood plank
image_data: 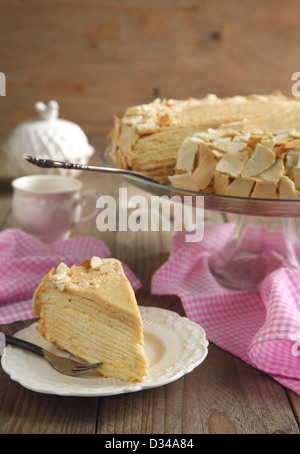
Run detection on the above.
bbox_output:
[0,381,98,434]
[1,0,300,133]
[0,320,99,434]
[181,344,299,434]
[97,339,300,434]
[287,389,300,429]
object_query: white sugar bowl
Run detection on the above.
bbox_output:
[3,100,94,177]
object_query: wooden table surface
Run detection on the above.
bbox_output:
[0,132,300,435]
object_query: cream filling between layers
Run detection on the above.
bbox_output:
[38,290,148,378]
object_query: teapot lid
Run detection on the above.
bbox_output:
[35,100,59,121]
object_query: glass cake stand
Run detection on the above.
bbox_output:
[100,149,300,291]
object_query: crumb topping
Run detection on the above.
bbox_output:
[49,257,120,291]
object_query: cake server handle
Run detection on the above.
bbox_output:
[23,155,159,183]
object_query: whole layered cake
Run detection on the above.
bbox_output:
[32,257,149,382]
[108,93,300,199]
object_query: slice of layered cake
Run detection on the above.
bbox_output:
[32,257,149,382]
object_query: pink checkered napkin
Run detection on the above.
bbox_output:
[151,223,300,395]
[0,228,141,325]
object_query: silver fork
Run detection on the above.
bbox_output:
[4,334,102,376]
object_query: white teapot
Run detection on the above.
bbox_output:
[3,100,94,177]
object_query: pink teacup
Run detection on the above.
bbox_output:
[12,174,100,243]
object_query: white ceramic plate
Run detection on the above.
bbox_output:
[1,306,208,397]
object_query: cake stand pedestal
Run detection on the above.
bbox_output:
[100,148,300,292]
[208,215,300,291]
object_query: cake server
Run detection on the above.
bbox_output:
[4,334,102,376]
[23,155,159,183]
